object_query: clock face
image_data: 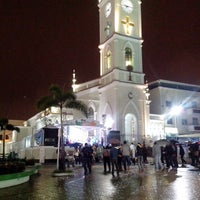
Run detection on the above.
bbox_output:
[121,0,133,13]
[128,92,133,99]
[105,2,111,18]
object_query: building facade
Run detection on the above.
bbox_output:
[148,79,200,143]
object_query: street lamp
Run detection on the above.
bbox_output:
[166,105,183,139]
[170,105,183,130]
[169,105,183,117]
[162,105,183,139]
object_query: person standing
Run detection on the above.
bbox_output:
[165,143,174,172]
[74,147,81,165]
[130,142,136,165]
[66,146,75,168]
[171,142,178,169]
[136,143,144,172]
[179,144,186,167]
[161,146,166,165]
[81,143,93,176]
[152,142,164,171]
[117,146,123,171]
[110,144,119,177]
[102,145,111,174]
[142,143,148,164]
[122,140,131,172]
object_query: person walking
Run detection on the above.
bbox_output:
[81,143,93,176]
[110,144,119,177]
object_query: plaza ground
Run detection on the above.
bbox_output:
[1,161,200,200]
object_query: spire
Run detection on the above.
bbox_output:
[72,69,77,92]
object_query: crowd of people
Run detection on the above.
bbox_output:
[63,141,150,176]
[62,140,200,176]
[152,140,200,172]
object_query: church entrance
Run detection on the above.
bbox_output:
[125,113,137,143]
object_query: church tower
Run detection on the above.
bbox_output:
[97,0,149,143]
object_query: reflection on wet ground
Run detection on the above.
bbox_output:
[0,163,200,200]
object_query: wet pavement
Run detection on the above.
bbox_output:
[1,162,200,200]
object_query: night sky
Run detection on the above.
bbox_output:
[0,0,200,120]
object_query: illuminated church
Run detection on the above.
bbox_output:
[2,0,200,162]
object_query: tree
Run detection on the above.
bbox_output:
[36,84,88,171]
[0,118,20,160]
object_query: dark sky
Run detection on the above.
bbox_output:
[0,0,200,120]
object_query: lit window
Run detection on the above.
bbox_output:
[125,47,133,67]
[106,51,111,69]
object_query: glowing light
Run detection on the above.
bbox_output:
[50,106,60,114]
[170,105,183,116]
[66,126,88,144]
[104,117,114,129]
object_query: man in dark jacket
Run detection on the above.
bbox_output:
[179,144,186,167]
[81,143,93,175]
[110,144,119,177]
[136,143,144,172]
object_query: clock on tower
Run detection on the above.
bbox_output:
[121,0,134,13]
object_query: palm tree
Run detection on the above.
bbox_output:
[0,118,20,160]
[36,84,88,171]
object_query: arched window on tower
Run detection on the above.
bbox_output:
[88,107,94,120]
[106,51,111,69]
[125,47,133,67]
